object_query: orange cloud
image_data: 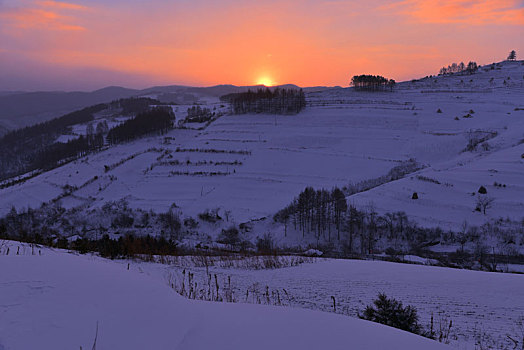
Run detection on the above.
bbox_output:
[37,1,87,11]
[384,0,524,25]
[0,1,86,31]
[0,8,85,30]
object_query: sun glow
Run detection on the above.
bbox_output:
[256,76,275,86]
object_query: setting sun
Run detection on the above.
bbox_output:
[256,77,275,87]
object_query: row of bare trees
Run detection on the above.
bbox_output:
[275,187,347,241]
[273,185,522,258]
[274,187,419,255]
[274,186,418,254]
[438,61,478,75]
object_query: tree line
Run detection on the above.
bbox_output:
[274,187,347,241]
[106,107,174,145]
[1,194,522,269]
[186,105,214,123]
[274,186,439,255]
[111,97,162,115]
[273,185,523,267]
[350,75,396,91]
[0,200,192,259]
[0,99,173,182]
[71,234,180,259]
[34,120,111,170]
[0,104,106,181]
[438,61,478,75]
[34,134,102,170]
[220,88,306,114]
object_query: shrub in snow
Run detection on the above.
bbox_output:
[198,209,222,223]
[218,226,241,246]
[256,234,274,254]
[158,210,182,237]
[416,176,440,185]
[464,131,497,152]
[185,105,214,123]
[183,217,199,229]
[385,247,401,257]
[360,293,422,335]
[303,249,323,257]
[478,186,487,194]
[436,108,442,113]
[412,192,419,200]
[111,213,134,228]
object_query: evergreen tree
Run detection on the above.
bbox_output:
[221,88,306,115]
[360,293,422,335]
[106,108,174,145]
[439,61,478,75]
[350,75,393,91]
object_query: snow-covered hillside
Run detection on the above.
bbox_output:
[155,255,524,350]
[0,242,450,350]
[1,61,523,235]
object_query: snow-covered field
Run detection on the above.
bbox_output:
[151,257,524,350]
[1,61,523,233]
[0,242,451,350]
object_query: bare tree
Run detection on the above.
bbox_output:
[457,220,468,252]
[476,196,494,215]
[86,123,95,137]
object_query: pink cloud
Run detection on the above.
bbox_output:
[383,0,524,25]
[37,1,87,11]
[0,1,87,31]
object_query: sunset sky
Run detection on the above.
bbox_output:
[0,0,523,91]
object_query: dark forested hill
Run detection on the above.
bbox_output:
[0,97,169,182]
[0,87,140,131]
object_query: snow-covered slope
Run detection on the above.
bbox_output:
[156,255,523,349]
[0,243,449,350]
[1,61,523,231]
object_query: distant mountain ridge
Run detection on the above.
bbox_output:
[0,83,318,132]
[3,59,523,132]
[0,87,140,131]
